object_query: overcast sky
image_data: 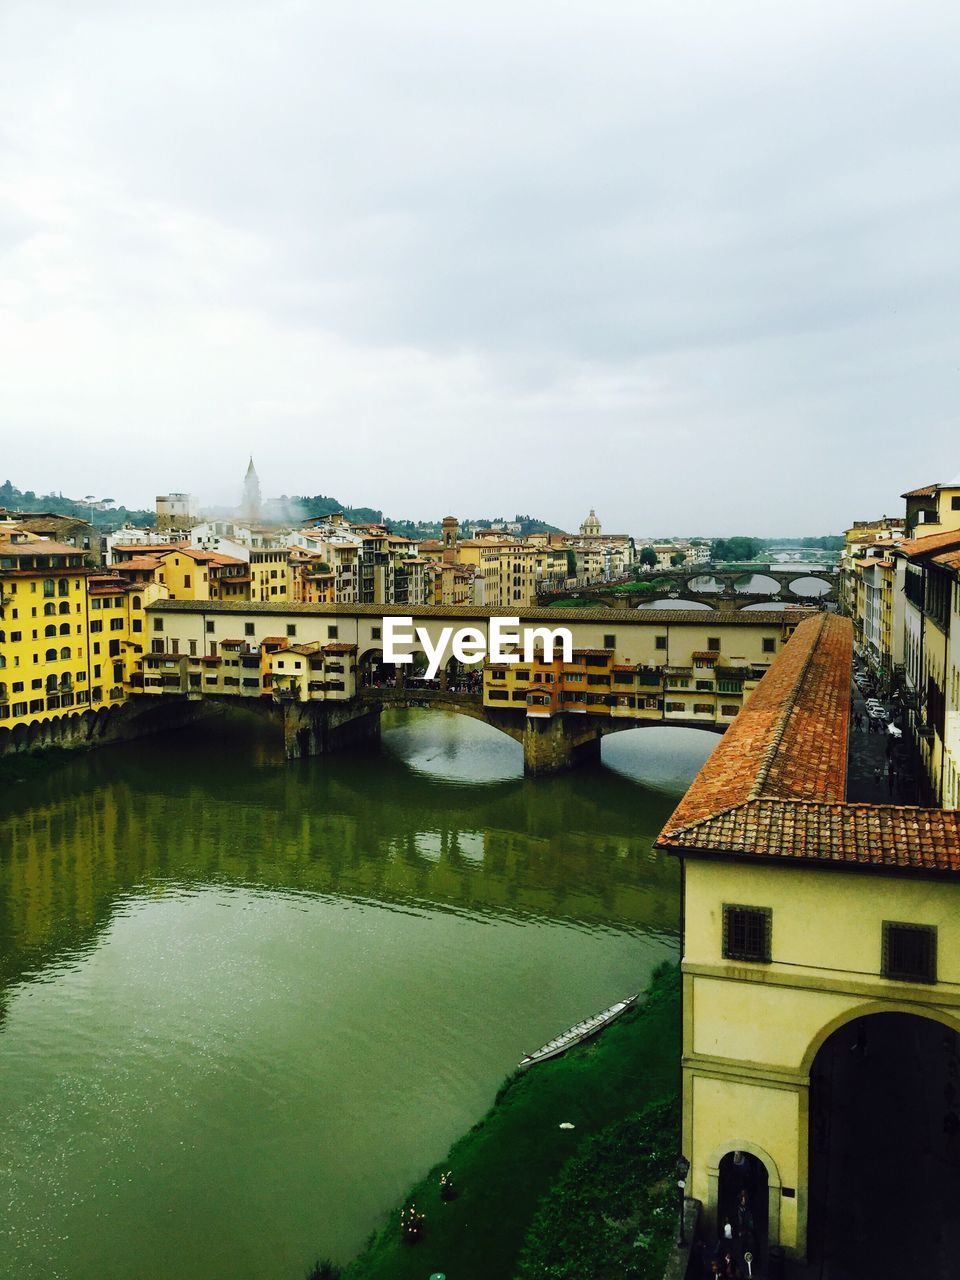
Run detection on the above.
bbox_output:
[1,0,958,536]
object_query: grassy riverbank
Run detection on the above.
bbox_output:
[342,963,681,1280]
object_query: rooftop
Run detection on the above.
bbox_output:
[146,600,798,627]
[897,528,960,560]
[658,614,960,875]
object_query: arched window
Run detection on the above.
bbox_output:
[44,602,56,616]
[60,646,71,660]
[45,648,57,661]
[0,682,6,699]
[133,596,142,609]
[59,601,70,614]
[46,674,58,691]
[44,624,56,637]
[42,578,55,597]
[0,655,5,669]
[60,673,72,689]
[58,579,69,597]
[59,623,70,635]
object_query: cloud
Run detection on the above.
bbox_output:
[1,0,959,532]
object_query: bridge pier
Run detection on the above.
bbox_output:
[281,700,382,761]
[522,716,602,777]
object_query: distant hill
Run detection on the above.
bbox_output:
[2,480,565,539]
[0,480,153,529]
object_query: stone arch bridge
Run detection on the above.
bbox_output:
[539,565,839,610]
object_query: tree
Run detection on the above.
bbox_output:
[711,537,763,563]
[670,551,686,566]
[639,546,657,569]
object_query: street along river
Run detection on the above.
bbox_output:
[0,709,715,1279]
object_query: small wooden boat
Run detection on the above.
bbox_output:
[518,994,639,1070]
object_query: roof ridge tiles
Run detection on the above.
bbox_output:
[748,614,826,802]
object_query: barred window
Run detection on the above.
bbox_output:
[882,922,937,983]
[722,905,772,963]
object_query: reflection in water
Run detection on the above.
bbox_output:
[636,597,713,610]
[734,573,781,594]
[0,709,710,1280]
[789,575,831,597]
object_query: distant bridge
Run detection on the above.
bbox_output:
[539,565,840,610]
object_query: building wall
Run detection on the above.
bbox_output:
[682,856,960,1256]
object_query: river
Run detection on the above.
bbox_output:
[0,708,715,1279]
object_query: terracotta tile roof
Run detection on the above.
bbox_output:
[658,614,960,875]
[932,549,960,572]
[323,642,357,653]
[663,616,849,831]
[898,529,960,559]
[661,799,960,873]
[115,555,164,571]
[0,538,86,555]
[900,483,939,498]
[692,651,720,663]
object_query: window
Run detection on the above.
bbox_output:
[90,620,103,633]
[762,638,776,653]
[655,636,667,650]
[953,496,960,511]
[707,637,720,652]
[722,905,772,963]
[721,704,739,717]
[245,623,255,636]
[603,634,615,649]
[328,625,338,639]
[882,922,937,983]
[372,626,381,640]
[110,617,123,631]
[287,624,296,637]
[206,621,215,634]
[153,618,164,632]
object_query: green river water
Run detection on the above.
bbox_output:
[0,708,715,1279]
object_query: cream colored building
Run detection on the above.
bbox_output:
[658,614,960,1263]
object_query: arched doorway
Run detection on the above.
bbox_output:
[808,1010,960,1274]
[717,1150,768,1265]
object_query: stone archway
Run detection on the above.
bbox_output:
[706,1140,782,1251]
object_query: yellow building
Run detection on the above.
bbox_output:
[902,475,960,536]
[657,614,960,1265]
[0,531,92,729]
[898,527,960,808]
[249,548,290,602]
